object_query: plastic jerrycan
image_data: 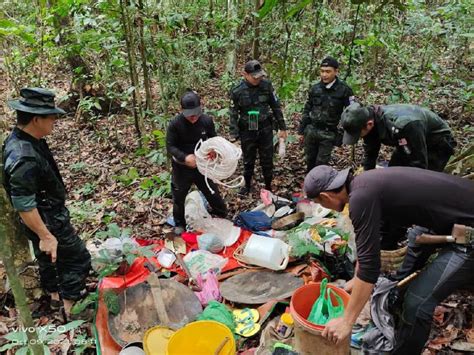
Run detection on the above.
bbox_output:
[242,234,290,270]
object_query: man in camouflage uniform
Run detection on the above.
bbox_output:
[2,88,91,318]
[341,102,456,171]
[298,57,354,173]
[230,60,287,195]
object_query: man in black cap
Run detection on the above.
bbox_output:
[229,60,287,194]
[303,165,474,354]
[167,90,227,234]
[298,57,354,172]
[2,88,91,319]
[341,103,456,171]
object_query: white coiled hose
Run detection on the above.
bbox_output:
[194,137,244,194]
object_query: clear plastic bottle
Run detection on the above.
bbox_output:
[278,137,286,158]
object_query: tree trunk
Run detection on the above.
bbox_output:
[280,23,293,88]
[120,0,144,146]
[137,0,153,113]
[225,0,238,77]
[251,0,260,59]
[309,1,322,81]
[0,133,43,355]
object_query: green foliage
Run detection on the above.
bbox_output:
[74,182,96,196]
[68,200,103,224]
[70,161,88,172]
[134,172,171,200]
[113,167,139,187]
[103,289,120,315]
[71,292,98,315]
[95,222,131,239]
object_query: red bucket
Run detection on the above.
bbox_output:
[290,282,350,331]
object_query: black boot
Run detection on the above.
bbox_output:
[264,176,272,192]
[238,176,252,196]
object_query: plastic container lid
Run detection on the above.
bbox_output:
[281,313,294,326]
[143,326,175,355]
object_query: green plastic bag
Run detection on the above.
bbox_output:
[307,278,345,325]
[327,288,345,319]
[197,300,236,333]
[307,278,329,325]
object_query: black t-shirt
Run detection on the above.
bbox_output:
[166,113,216,163]
[348,167,474,283]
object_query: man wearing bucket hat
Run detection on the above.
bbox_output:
[303,165,474,354]
[167,90,227,235]
[340,103,456,172]
[298,56,354,172]
[229,60,287,195]
[2,88,91,319]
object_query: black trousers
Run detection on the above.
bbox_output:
[392,245,474,354]
[171,163,227,228]
[240,125,274,186]
[23,208,91,301]
[389,133,456,172]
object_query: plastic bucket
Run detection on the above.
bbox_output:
[290,283,351,355]
[143,326,175,355]
[166,320,235,355]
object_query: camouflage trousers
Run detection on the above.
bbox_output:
[304,125,338,173]
[22,207,91,301]
[240,125,274,186]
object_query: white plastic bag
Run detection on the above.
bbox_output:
[183,250,228,279]
[197,233,224,253]
[185,190,212,231]
[200,218,241,247]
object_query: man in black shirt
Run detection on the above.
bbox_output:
[229,60,287,194]
[304,165,474,354]
[341,103,456,172]
[298,57,354,172]
[166,91,227,234]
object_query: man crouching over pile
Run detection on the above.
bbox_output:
[303,165,474,354]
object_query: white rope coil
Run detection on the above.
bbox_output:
[195,137,244,194]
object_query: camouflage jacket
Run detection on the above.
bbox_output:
[298,78,353,134]
[363,104,452,170]
[2,127,66,215]
[229,79,286,138]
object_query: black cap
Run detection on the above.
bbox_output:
[304,165,352,199]
[7,88,66,115]
[320,56,339,69]
[244,60,267,79]
[340,103,371,145]
[180,91,202,117]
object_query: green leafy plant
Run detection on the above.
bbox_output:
[113,167,140,187]
[96,222,131,240]
[68,200,103,224]
[74,182,96,197]
[134,172,171,200]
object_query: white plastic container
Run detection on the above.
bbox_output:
[241,234,290,271]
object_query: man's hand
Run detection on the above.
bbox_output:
[278,130,288,140]
[39,233,58,263]
[298,134,304,144]
[344,276,355,293]
[207,150,217,160]
[184,154,197,168]
[322,317,353,344]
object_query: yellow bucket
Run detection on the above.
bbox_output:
[143,326,175,355]
[166,321,235,355]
